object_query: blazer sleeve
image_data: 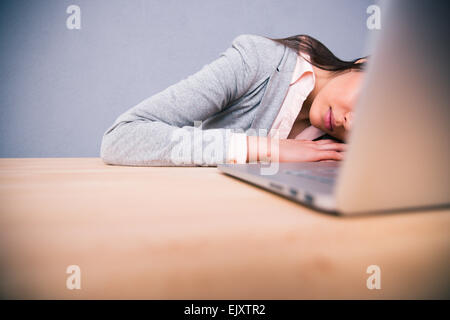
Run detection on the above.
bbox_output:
[100,34,260,166]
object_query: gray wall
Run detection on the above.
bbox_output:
[0,0,375,157]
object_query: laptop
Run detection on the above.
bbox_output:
[218,0,450,215]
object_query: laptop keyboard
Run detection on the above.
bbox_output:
[283,167,338,185]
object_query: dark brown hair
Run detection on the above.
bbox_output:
[269,34,367,73]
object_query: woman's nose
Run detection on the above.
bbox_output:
[344,112,353,131]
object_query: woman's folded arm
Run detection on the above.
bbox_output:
[100,34,261,166]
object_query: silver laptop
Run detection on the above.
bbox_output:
[218,0,450,215]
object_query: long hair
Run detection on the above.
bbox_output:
[269,34,367,72]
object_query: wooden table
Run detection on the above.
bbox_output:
[0,158,448,299]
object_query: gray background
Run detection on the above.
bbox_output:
[0,0,376,157]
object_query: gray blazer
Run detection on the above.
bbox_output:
[100,34,298,166]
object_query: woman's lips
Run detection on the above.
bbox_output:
[324,107,334,131]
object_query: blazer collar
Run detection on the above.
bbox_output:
[249,46,298,134]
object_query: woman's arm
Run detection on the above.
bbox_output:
[100,35,262,166]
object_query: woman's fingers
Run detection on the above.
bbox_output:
[314,150,344,161]
[321,150,344,161]
[316,142,347,151]
[313,139,337,144]
[280,139,346,162]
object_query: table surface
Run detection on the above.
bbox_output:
[0,158,448,299]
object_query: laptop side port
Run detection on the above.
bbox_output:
[304,193,314,205]
[289,188,298,197]
[269,182,284,191]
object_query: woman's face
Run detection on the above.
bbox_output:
[309,70,364,141]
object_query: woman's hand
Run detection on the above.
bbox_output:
[278,139,346,162]
[247,137,346,162]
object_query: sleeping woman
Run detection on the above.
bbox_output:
[100,34,366,166]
